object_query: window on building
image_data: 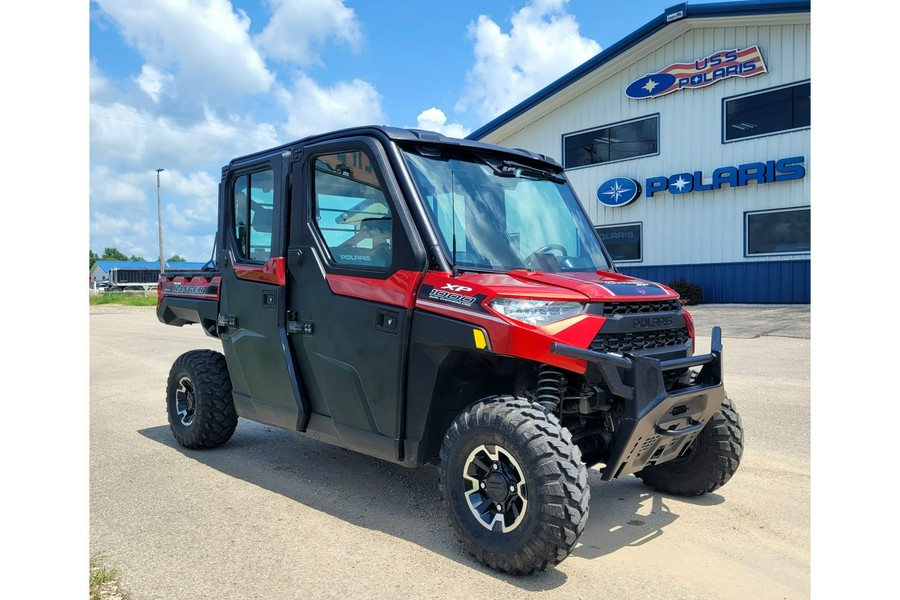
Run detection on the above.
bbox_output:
[745,207,810,256]
[724,81,810,142]
[596,222,642,262]
[563,115,658,169]
[233,169,274,262]
[312,151,393,269]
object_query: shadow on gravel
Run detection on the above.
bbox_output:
[140,421,720,588]
[574,471,724,560]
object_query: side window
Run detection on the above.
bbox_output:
[724,81,810,142]
[233,169,274,262]
[313,152,392,269]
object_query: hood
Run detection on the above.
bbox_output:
[452,269,679,303]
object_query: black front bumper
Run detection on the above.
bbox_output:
[551,327,726,480]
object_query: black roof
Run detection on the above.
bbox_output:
[225,125,562,174]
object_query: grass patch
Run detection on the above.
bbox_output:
[89,292,158,307]
[90,554,127,600]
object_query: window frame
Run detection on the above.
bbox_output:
[309,148,395,271]
[229,166,276,264]
[562,114,660,170]
[743,206,811,257]
[595,222,643,263]
[722,80,810,143]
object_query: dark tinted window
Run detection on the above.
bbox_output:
[564,115,658,169]
[725,81,810,142]
[596,223,642,262]
[746,208,810,255]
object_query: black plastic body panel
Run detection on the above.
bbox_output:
[216,152,310,433]
[403,311,508,467]
[284,136,428,463]
[551,327,726,479]
[157,296,219,336]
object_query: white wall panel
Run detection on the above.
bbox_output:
[484,14,810,267]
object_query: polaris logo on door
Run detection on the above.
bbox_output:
[597,178,642,207]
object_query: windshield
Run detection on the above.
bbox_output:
[402,147,612,273]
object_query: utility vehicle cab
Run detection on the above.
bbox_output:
[158,126,743,575]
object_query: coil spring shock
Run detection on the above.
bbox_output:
[535,364,565,412]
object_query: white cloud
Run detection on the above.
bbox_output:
[91,167,223,260]
[90,211,154,258]
[87,1,381,261]
[90,165,148,209]
[90,59,117,101]
[93,0,275,106]
[456,0,601,122]
[90,101,280,173]
[255,0,363,65]
[415,107,471,139]
[89,99,281,260]
[135,65,173,103]
[280,74,385,138]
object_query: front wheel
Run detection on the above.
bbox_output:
[438,396,589,575]
[165,350,237,449]
[636,396,743,496]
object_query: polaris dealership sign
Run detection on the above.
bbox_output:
[597,156,806,205]
[597,177,642,207]
[646,156,806,198]
[625,46,767,99]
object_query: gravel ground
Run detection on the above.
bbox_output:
[89,303,810,599]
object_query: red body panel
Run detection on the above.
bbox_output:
[233,257,286,286]
[157,273,223,314]
[325,270,425,309]
[412,270,680,373]
[158,274,223,300]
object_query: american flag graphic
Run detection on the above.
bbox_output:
[625,46,767,99]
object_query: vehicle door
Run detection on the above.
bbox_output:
[217,155,309,431]
[287,137,426,461]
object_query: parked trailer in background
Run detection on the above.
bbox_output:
[107,267,161,291]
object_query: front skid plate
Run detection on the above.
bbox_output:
[601,382,725,479]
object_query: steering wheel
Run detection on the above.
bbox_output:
[524,244,568,266]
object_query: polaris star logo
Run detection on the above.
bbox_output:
[597,178,641,208]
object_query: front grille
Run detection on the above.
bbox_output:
[600,300,681,316]
[590,328,690,354]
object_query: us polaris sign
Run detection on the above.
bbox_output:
[597,177,642,207]
[625,46,767,99]
[646,156,806,198]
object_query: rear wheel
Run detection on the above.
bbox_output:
[438,396,589,575]
[636,396,743,496]
[166,350,237,449]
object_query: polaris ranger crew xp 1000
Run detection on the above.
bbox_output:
[157,126,743,575]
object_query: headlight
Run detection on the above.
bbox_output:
[488,298,585,326]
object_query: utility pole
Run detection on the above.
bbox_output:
[156,168,165,274]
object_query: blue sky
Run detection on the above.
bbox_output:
[88,0,724,262]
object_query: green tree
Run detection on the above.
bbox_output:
[90,249,99,269]
[168,254,186,262]
[128,254,146,262]
[101,247,129,261]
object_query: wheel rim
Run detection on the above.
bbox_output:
[463,444,528,533]
[174,376,196,426]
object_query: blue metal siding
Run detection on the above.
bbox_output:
[618,259,810,303]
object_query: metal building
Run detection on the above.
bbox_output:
[469,0,810,303]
